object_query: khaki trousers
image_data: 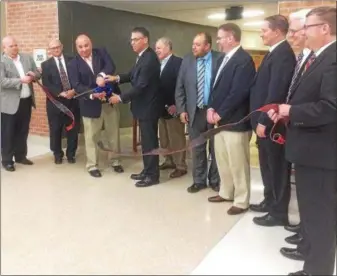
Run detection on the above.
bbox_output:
[158,117,187,170]
[82,104,121,171]
[214,130,252,209]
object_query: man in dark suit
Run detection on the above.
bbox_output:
[250,15,296,226]
[68,34,124,178]
[41,39,80,164]
[269,7,336,276]
[207,23,255,215]
[107,27,161,187]
[175,32,221,193]
[155,37,187,179]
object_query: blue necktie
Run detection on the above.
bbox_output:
[197,58,205,108]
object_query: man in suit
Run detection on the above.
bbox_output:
[41,39,80,164]
[175,32,221,193]
[250,15,296,226]
[155,37,187,179]
[1,36,41,171]
[68,34,124,177]
[269,7,336,276]
[107,27,161,187]
[207,23,255,215]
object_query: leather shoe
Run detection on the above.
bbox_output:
[67,157,76,164]
[227,206,248,215]
[113,165,124,173]
[135,177,159,187]
[253,213,288,227]
[187,183,207,193]
[2,164,15,172]
[208,195,232,203]
[55,157,62,164]
[250,200,270,212]
[280,247,305,261]
[285,224,301,233]
[285,233,303,245]
[159,163,176,170]
[288,270,310,275]
[89,169,102,178]
[169,169,187,178]
[131,172,145,181]
[16,158,33,165]
[210,184,220,192]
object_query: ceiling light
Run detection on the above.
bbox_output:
[208,13,226,20]
[242,10,265,18]
[243,21,265,26]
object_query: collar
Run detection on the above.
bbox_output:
[138,47,148,57]
[302,48,311,56]
[54,54,64,61]
[6,54,20,61]
[315,40,336,57]
[224,45,241,60]
[269,39,286,52]
[161,53,172,64]
[198,50,211,61]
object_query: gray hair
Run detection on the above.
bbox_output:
[289,9,312,26]
[156,37,173,50]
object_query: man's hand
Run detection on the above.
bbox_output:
[109,94,121,104]
[21,75,33,84]
[213,112,221,124]
[65,89,76,99]
[92,92,106,100]
[180,112,189,124]
[167,105,177,115]
[96,76,105,87]
[278,104,291,117]
[104,75,118,82]
[267,109,280,124]
[59,91,68,98]
[26,71,36,78]
[256,123,266,138]
[207,108,215,124]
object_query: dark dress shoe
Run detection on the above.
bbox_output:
[285,224,301,233]
[288,270,310,275]
[250,200,270,212]
[89,169,102,178]
[2,164,15,172]
[16,158,33,165]
[208,195,232,203]
[135,177,159,187]
[285,233,303,245]
[210,184,220,192]
[253,213,288,227]
[169,169,187,178]
[227,206,248,215]
[131,172,145,181]
[67,157,76,164]
[113,165,124,173]
[159,163,176,170]
[280,247,305,261]
[54,157,63,164]
[187,183,207,193]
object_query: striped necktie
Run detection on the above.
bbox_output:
[285,52,305,103]
[58,57,71,91]
[197,58,206,108]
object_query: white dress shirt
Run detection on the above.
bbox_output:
[315,40,336,57]
[160,54,172,74]
[10,54,31,98]
[269,39,286,53]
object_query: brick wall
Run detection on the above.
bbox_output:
[6,1,59,136]
[279,0,336,16]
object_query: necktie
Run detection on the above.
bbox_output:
[213,55,229,87]
[197,58,206,108]
[285,52,305,103]
[304,53,316,73]
[58,57,71,91]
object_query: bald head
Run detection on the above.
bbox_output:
[2,36,19,58]
[75,34,92,58]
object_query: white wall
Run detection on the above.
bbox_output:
[241,30,268,51]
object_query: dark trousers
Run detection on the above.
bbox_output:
[1,97,32,165]
[257,137,291,220]
[295,164,336,275]
[188,108,220,186]
[139,118,159,179]
[47,100,80,159]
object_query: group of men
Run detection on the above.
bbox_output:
[1,5,336,275]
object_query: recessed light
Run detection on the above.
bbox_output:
[243,21,265,26]
[242,10,265,18]
[208,13,226,20]
[208,10,264,20]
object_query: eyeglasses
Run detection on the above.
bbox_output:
[130,37,144,43]
[304,23,326,29]
[288,27,304,34]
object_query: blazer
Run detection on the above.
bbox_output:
[68,48,120,118]
[159,54,182,119]
[119,47,161,120]
[0,53,41,114]
[41,55,78,114]
[209,47,256,131]
[175,50,222,126]
[250,40,296,132]
[285,42,337,170]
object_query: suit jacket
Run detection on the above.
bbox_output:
[119,47,161,120]
[209,47,256,131]
[68,48,120,118]
[175,50,222,126]
[159,54,182,119]
[285,42,337,170]
[0,53,41,114]
[41,55,78,114]
[250,40,296,132]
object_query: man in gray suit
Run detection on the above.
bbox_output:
[175,32,221,193]
[1,36,40,171]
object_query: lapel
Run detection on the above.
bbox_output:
[160,55,173,78]
[50,57,62,82]
[253,51,271,82]
[211,51,219,77]
[20,54,29,74]
[92,51,100,75]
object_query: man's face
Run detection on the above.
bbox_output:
[155,40,171,61]
[49,41,63,57]
[192,34,210,57]
[260,21,279,46]
[287,18,306,50]
[76,37,92,58]
[216,29,231,53]
[130,32,148,54]
[305,14,328,50]
[3,38,19,58]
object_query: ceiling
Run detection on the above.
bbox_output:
[78,1,279,31]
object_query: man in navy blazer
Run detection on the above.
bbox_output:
[207,23,255,215]
[68,34,124,177]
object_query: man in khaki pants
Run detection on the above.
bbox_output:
[155,37,187,178]
[68,34,123,177]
